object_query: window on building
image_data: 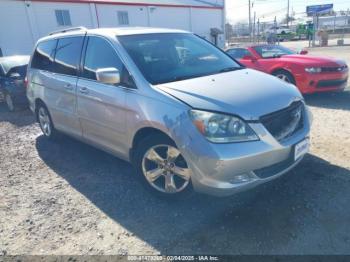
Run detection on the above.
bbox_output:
[83,36,135,88]
[117,11,129,26]
[31,40,57,71]
[53,37,84,76]
[55,10,72,26]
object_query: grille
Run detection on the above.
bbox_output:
[260,101,304,141]
[317,78,348,88]
[321,65,348,73]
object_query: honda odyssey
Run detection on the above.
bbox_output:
[27,27,311,197]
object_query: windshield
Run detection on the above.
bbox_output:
[118,33,242,85]
[0,57,29,75]
[253,45,295,58]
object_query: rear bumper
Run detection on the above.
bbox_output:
[295,71,348,94]
[0,87,28,106]
[12,93,29,106]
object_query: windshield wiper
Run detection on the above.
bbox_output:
[219,67,243,73]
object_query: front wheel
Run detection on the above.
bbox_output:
[134,135,192,197]
[273,70,296,85]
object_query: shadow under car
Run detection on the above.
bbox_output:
[35,134,350,254]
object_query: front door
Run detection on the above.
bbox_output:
[76,36,131,156]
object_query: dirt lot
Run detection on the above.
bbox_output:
[1,47,350,255]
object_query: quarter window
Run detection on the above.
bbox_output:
[55,10,72,26]
[83,37,135,88]
[117,11,129,26]
[31,40,57,71]
[53,37,84,76]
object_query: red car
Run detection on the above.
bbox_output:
[226,45,348,94]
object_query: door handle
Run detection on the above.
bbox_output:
[79,87,89,94]
[64,83,73,90]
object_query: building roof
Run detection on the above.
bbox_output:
[29,0,224,9]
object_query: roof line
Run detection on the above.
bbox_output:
[193,0,222,8]
[26,0,224,9]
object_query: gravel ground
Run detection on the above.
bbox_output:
[1,48,350,255]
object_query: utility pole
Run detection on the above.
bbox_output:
[248,0,252,42]
[286,0,290,27]
[253,11,256,43]
[344,9,350,41]
[274,16,278,44]
[257,18,260,43]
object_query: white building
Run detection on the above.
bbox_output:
[0,0,225,56]
[318,15,350,29]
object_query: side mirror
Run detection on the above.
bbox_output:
[300,50,308,55]
[96,67,120,85]
[242,55,257,62]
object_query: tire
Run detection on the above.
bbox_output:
[36,103,59,140]
[4,92,15,112]
[272,70,296,85]
[133,134,193,198]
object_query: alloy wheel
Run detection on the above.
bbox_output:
[38,107,52,137]
[142,145,191,194]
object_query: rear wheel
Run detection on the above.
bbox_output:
[36,104,58,139]
[273,70,296,85]
[134,135,192,197]
[5,93,15,112]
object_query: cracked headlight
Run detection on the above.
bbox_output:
[190,110,259,143]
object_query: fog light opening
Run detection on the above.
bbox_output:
[230,173,254,184]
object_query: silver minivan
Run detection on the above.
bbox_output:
[27,27,311,197]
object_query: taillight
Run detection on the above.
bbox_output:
[24,76,28,88]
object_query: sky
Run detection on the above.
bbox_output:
[226,0,350,24]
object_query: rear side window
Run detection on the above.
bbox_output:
[53,37,83,76]
[31,40,57,71]
[82,36,135,88]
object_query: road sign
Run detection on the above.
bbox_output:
[306,4,333,16]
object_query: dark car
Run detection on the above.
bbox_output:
[0,56,30,111]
